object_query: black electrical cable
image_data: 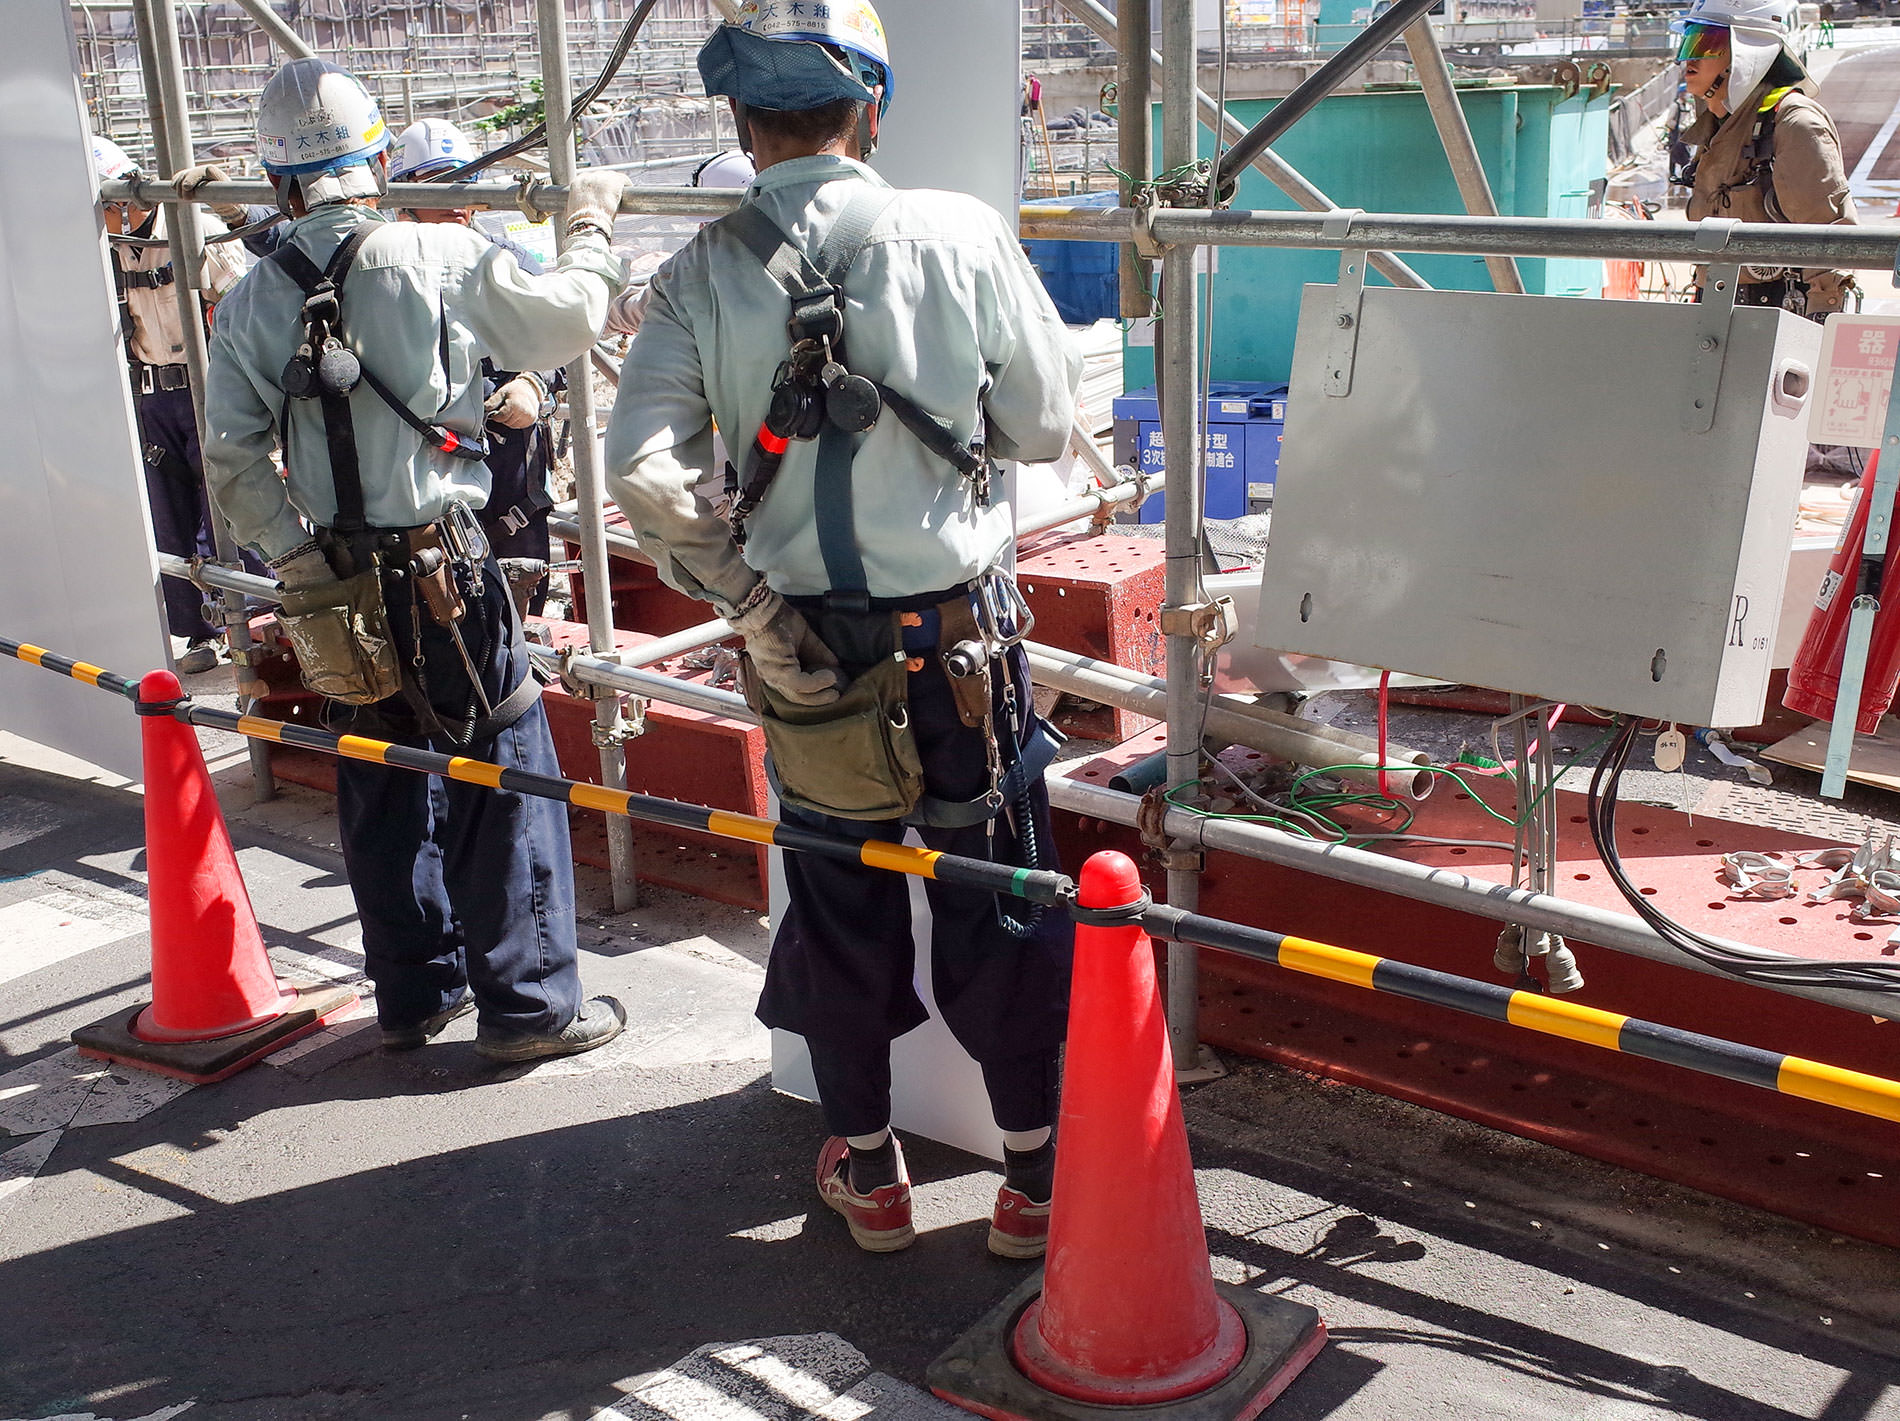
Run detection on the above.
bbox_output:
[425,0,663,186]
[1587,718,1900,993]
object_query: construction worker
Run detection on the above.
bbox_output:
[95,136,257,674]
[389,118,566,615]
[1673,0,1858,316]
[200,58,630,1062]
[605,1,1083,1257]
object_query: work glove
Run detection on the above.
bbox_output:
[730,587,847,707]
[484,375,542,429]
[270,545,339,592]
[563,169,629,236]
[175,163,246,227]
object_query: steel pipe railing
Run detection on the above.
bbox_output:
[112,176,1900,270]
[1046,774,1900,1022]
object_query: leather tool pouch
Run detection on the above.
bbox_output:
[276,566,402,705]
[936,594,992,730]
[743,650,924,821]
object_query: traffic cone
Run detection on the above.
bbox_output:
[928,850,1326,1420]
[72,670,356,1082]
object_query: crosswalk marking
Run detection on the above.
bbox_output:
[0,900,136,986]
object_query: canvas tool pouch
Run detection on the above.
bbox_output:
[743,648,924,822]
[276,567,402,706]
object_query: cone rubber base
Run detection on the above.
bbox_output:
[928,1273,1325,1421]
[73,984,360,1084]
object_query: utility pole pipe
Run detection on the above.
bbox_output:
[135,0,275,801]
[1116,0,1153,317]
[536,0,640,912]
[1158,0,1206,1076]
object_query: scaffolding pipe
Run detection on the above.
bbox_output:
[1401,18,1523,295]
[546,510,654,564]
[119,178,1900,269]
[135,0,275,802]
[1158,0,1203,1074]
[1058,0,1430,292]
[1023,643,1433,797]
[1014,204,1900,269]
[1115,0,1153,317]
[538,0,637,912]
[527,645,753,722]
[1016,469,1158,540]
[1214,0,1445,197]
[224,0,316,60]
[1046,773,1900,1021]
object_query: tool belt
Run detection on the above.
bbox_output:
[132,361,190,396]
[752,575,1057,827]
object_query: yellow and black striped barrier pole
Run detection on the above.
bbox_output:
[1144,903,1900,1125]
[7,633,1900,1125]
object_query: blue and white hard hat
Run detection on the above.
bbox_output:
[698,0,895,116]
[391,118,478,182]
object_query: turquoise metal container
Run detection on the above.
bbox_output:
[1125,85,1613,389]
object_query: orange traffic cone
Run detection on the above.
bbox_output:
[929,850,1326,1420]
[73,670,355,1082]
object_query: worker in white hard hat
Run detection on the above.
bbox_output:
[1671,0,1857,315]
[384,117,567,612]
[605,0,1082,1259]
[91,135,256,675]
[200,57,632,1063]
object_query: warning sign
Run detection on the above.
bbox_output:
[1811,315,1900,449]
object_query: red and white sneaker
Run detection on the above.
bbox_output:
[988,1184,1052,1259]
[816,1136,915,1253]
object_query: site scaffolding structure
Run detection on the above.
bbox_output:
[105,0,1900,1063]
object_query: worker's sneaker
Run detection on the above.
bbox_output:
[816,1135,915,1253]
[474,995,626,1063]
[987,1184,1052,1259]
[380,996,474,1052]
[175,639,220,675]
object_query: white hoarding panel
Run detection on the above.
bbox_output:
[0,4,169,779]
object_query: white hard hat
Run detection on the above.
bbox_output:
[699,0,896,116]
[91,135,139,183]
[391,118,477,182]
[1672,0,1806,106]
[256,58,389,209]
[692,149,757,189]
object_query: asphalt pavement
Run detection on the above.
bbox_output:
[3,722,1900,1421]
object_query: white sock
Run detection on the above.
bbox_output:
[1001,1126,1052,1153]
[845,1127,891,1151]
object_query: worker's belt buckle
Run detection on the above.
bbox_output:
[133,363,190,396]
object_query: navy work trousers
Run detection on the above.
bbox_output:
[137,385,269,642]
[333,556,581,1036]
[756,607,1072,1138]
[136,385,219,641]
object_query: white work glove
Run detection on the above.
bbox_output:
[603,281,652,337]
[564,169,629,237]
[175,163,246,227]
[271,546,339,592]
[731,588,847,707]
[485,376,541,430]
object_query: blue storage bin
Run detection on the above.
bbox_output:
[1110,382,1287,521]
[1022,191,1120,326]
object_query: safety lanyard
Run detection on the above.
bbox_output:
[714,187,992,598]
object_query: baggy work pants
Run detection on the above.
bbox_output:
[136,385,268,641]
[755,610,1072,1138]
[333,555,581,1036]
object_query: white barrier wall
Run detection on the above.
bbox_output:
[769,0,1027,1162]
[0,4,169,779]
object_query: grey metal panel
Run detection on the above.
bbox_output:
[0,3,168,778]
[1253,286,1821,726]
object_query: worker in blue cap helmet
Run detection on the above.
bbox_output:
[606,0,1084,1259]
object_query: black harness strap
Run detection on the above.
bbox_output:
[713,188,991,596]
[270,229,376,529]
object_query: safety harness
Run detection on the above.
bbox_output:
[711,187,996,607]
[267,223,537,745]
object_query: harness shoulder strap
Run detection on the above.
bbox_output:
[269,227,376,530]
